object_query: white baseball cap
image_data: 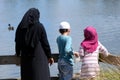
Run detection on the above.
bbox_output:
[59,21,71,29]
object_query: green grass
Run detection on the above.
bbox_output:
[100,71,120,80]
[99,63,120,80]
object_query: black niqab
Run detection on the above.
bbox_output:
[15,8,40,48]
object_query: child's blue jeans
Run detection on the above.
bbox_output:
[58,59,73,80]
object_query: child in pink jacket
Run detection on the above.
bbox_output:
[79,26,109,80]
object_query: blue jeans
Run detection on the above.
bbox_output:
[58,59,73,80]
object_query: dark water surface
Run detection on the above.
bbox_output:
[0,0,120,78]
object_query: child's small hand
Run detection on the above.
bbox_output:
[74,52,80,58]
[74,52,81,62]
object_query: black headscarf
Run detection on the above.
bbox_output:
[18,8,40,29]
[15,8,40,49]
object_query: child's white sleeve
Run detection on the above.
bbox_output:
[79,46,84,57]
[99,42,109,57]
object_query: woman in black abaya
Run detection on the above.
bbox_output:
[15,8,54,80]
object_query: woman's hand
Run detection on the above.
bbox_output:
[48,58,54,66]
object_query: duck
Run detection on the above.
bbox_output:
[8,24,14,31]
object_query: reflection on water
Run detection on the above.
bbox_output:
[0,0,120,78]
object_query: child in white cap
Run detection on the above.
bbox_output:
[56,21,79,80]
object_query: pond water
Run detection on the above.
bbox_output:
[0,0,120,78]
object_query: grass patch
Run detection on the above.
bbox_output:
[100,63,120,80]
[100,70,120,80]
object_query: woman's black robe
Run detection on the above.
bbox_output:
[15,8,52,80]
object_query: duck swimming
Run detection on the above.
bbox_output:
[8,24,14,31]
